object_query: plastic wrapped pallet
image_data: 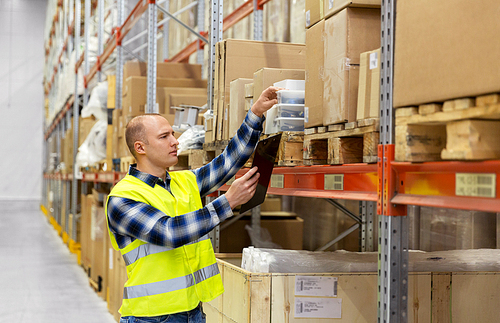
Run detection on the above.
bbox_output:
[242,247,500,273]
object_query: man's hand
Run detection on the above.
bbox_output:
[251,86,283,117]
[224,167,260,209]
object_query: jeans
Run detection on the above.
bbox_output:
[120,303,206,323]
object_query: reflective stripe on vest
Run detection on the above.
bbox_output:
[122,235,210,266]
[123,263,219,299]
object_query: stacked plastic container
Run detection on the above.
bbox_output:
[265,80,305,134]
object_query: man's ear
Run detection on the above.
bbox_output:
[134,141,146,155]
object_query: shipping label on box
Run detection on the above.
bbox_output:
[294,298,342,319]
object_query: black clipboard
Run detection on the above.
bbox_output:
[239,133,282,215]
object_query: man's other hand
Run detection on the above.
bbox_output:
[251,86,283,118]
[224,167,260,209]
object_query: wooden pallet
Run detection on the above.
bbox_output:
[120,156,135,172]
[172,149,206,170]
[395,93,500,162]
[303,123,379,165]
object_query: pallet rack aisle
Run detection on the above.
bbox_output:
[41,0,500,322]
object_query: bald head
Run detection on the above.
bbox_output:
[125,113,163,158]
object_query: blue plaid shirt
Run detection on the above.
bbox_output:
[107,111,263,249]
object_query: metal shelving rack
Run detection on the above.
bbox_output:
[41,1,500,322]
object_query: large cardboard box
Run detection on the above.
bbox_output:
[79,117,97,146]
[160,87,207,115]
[305,0,324,28]
[394,0,500,108]
[357,48,381,120]
[90,190,108,300]
[122,77,207,117]
[324,0,380,19]
[323,8,380,125]
[123,61,202,80]
[219,216,304,252]
[214,40,306,140]
[229,78,253,139]
[305,20,325,128]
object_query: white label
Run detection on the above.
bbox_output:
[329,0,334,10]
[225,108,228,121]
[370,52,378,70]
[324,174,344,191]
[295,276,338,297]
[305,10,311,27]
[270,174,284,189]
[109,248,114,270]
[304,107,309,123]
[295,298,342,319]
[456,173,496,198]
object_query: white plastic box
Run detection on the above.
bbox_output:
[277,90,305,104]
[273,79,305,91]
[273,117,304,132]
[275,104,304,118]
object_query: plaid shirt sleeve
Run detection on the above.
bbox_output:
[107,110,264,249]
[107,194,232,249]
[193,110,264,197]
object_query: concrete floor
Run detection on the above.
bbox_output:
[0,201,116,323]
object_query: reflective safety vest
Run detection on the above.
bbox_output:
[105,171,224,317]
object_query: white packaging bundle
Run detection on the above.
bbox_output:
[81,81,108,120]
[241,248,500,273]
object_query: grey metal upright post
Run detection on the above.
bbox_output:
[83,0,90,107]
[97,0,104,82]
[146,1,158,113]
[253,0,263,41]
[207,0,222,111]
[116,0,125,111]
[162,0,170,61]
[378,0,409,322]
[56,123,62,225]
[196,0,205,66]
[361,201,377,252]
[72,0,81,243]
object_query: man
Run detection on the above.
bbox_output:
[106,86,280,323]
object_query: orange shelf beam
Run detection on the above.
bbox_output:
[391,160,500,213]
[217,164,378,201]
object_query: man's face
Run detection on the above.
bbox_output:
[141,116,179,169]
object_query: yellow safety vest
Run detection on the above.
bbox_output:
[105,171,224,317]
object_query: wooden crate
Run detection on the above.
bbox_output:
[395,93,500,162]
[206,255,500,323]
[303,121,379,166]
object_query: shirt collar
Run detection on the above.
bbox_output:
[128,164,170,188]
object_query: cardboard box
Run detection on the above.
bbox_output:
[123,61,202,81]
[229,78,253,139]
[160,87,207,115]
[214,40,306,140]
[357,48,381,120]
[323,8,380,125]
[305,20,325,127]
[305,0,324,28]
[107,75,116,109]
[79,117,97,146]
[122,77,207,117]
[394,0,500,108]
[219,216,304,252]
[324,0,380,20]
[244,83,254,98]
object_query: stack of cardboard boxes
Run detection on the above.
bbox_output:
[111,61,208,161]
[304,0,381,128]
[211,40,306,142]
